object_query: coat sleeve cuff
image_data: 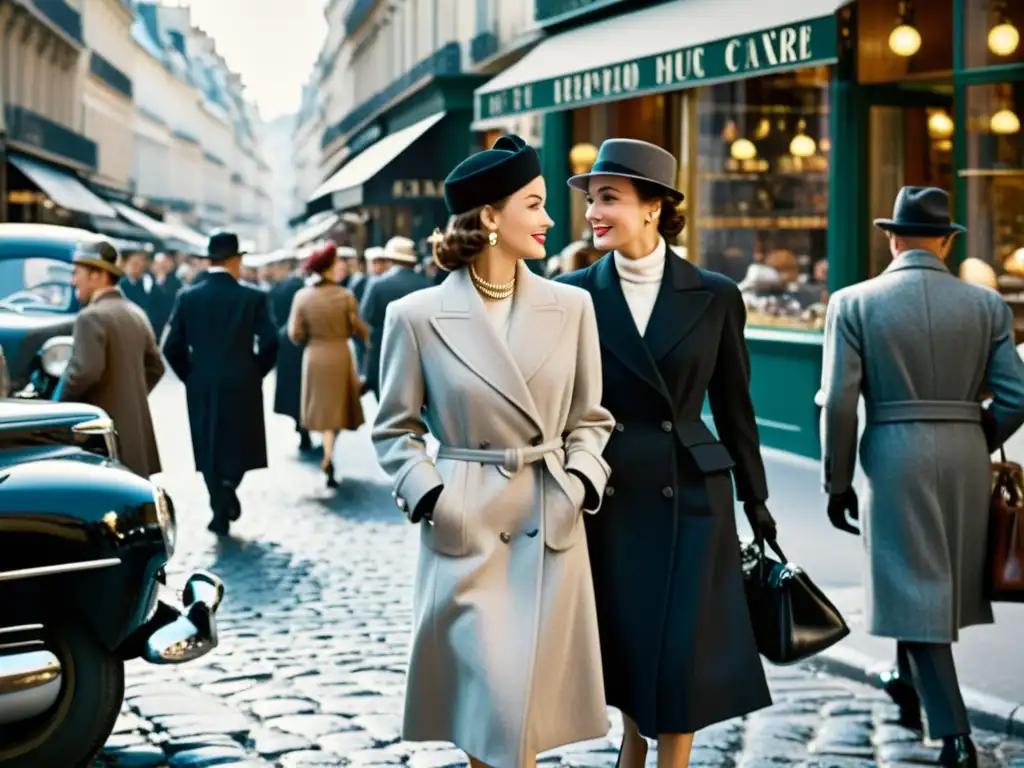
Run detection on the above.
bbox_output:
[393,458,443,521]
[566,449,610,513]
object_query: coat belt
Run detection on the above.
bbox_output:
[436,438,565,474]
[866,400,982,424]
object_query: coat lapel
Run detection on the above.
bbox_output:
[591,254,666,397]
[506,261,567,384]
[430,263,544,431]
[643,250,713,361]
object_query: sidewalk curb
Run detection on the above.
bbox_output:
[810,644,1024,738]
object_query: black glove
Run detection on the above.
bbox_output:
[410,485,442,524]
[827,488,860,535]
[744,501,777,543]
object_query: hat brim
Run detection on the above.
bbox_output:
[873,219,966,236]
[387,252,418,264]
[209,251,247,261]
[73,256,124,277]
[568,171,684,202]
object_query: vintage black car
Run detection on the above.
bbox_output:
[0,224,109,392]
[0,398,223,767]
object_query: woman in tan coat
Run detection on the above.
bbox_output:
[288,242,369,487]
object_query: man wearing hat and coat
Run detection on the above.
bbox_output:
[819,186,1024,767]
[59,239,165,478]
[163,231,279,535]
[267,251,312,452]
[358,236,431,399]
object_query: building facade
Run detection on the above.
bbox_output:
[0,0,276,254]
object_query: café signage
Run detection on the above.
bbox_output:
[475,14,837,120]
[390,179,445,200]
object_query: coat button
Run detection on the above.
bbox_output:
[661,421,673,433]
[530,435,543,446]
[662,487,674,499]
[605,486,615,497]
[499,532,511,543]
[614,423,624,432]
[479,440,491,449]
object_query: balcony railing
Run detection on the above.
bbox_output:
[534,0,629,25]
[32,0,83,43]
[320,41,461,150]
[344,0,378,36]
[172,129,200,145]
[470,31,499,64]
[3,104,97,170]
[203,152,226,167]
[89,52,133,99]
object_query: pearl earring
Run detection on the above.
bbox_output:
[488,231,498,246]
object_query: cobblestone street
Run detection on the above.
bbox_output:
[93,375,1024,768]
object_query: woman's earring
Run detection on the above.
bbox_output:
[488,231,498,247]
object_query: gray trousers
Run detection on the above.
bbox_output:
[897,641,970,739]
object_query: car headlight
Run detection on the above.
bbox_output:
[153,486,177,558]
[40,335,74,378]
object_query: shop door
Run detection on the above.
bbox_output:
[863,86,955,276]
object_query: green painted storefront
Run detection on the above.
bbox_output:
[473,0,1024,459]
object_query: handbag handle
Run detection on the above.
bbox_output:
[755,534,788,582]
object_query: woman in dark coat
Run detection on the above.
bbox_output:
[557,139,777,768]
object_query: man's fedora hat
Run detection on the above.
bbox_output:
[568,139,684,202]
[874,186,966,237]
[207,230,246,262]
[385,236,417,265]
[73,238,123,277]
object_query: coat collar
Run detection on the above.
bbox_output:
[883,249,950,276]
[591,249,711,399]
[89,286,124,305]
[430,260,565,432]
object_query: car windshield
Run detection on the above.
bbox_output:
[0,257,75,312]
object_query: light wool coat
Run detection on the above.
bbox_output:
[372,261,614,767]
[820,250,1024,642]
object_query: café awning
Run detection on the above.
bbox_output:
[306,111,446,212]
[284,212,340,250]
[8,152,117,218]
[473,0,847,125]
[112,202,207,254]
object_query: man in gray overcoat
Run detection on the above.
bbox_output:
[819,186,1024,768]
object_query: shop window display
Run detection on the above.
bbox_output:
[694,67,831,331]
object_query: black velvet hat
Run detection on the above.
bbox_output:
[443,134,541,216]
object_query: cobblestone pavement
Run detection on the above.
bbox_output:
[92,376,1024,767]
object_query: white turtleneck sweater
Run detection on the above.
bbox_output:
[614,237,667,336]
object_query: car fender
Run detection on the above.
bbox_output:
[0,457,170,650]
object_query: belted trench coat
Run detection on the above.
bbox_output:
[372,261,614,767]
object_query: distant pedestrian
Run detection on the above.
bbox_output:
[148,252,181,339]
[288,242,369,487]
[819,186,1024,767]
[267,252,311,453]
[358,236,431,399]
[60,240,165,478]
[163,231,279,535]
[558,138,775,768]
[372,134,613,768]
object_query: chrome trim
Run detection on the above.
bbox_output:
[0,558,120,583]
[0,641,45,653]
[71,416,119,460]
[0,625,43,636]
[0,650,62,725]
[143,571,223,665]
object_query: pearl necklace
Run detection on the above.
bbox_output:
[470,264,515,300]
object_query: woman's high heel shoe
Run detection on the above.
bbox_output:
[323,460,338,488]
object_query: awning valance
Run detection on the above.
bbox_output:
[307,111,446,212]
[284,212,340,250]
[112,202,206,254]
[9,152,117,218]
[473,0,846,124]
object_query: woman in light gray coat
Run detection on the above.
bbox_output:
[371,135,614,768]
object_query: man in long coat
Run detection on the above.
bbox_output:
[163,231,279,535]
[267,252,311,452]
[60,241,165,477]
[820,186,1024,765]
[359,237,430,398]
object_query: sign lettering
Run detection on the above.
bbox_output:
[476,15,836,120]
[391,179,445,199]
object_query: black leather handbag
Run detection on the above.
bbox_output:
[741,537,850,665]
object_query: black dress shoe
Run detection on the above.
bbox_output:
[324,461,339,489]
[879,668,923,731]
[939,735,977,767]
[207,517,230,536]
[298,430,313,452]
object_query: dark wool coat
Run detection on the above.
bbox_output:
[558,251,771,736]
[359,266,431,396]
[268,273,305,423]
[162,272,278,479]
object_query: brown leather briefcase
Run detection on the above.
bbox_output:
[989,447,1024,602]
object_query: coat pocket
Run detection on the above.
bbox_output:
[543,462,585,552]
[677,421,736,474]
[422,459,470,557]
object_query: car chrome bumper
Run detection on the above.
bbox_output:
[141,571,224,665]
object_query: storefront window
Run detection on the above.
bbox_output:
[694,66,831,332]
[856,0,954,84]
[963,81,1024,336]
[964,0,1024,70]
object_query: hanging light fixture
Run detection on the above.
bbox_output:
[754,117,771,140]
[721,119,739,143]
[927,109,954,139]
[889,0,922,57]
[989,1,1020,56]
[568,142,599,175]
[991,108,1021,134]
[730,138,758,160]
[789,119,817,157]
